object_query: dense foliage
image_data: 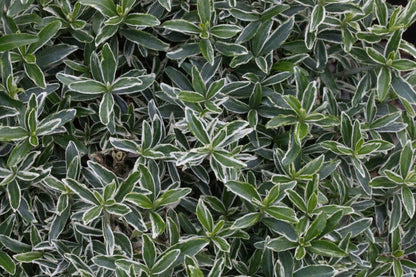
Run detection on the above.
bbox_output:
[1,0,416,276]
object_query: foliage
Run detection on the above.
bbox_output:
[1,0,416,276]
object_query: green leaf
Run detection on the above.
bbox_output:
[150,211,165,239]
[391,59,416,71]
[178,91,205,103]
[110,137,140,154]
[0,33,38,52]
[185,108,210,145]
[385,30,402,57]
[261,4,290,21]
[211,237,230,252]
[212,151,246,168]
[267,237,298,252]
[83,206,102,224]
[197,0,211,24]
[125,13,160,27]
[69,80,107,94]
[152,250,180,274]
[340,112,352,147]
[141,120,152,150]
[125,192,153,209]
[200,38,214,65]
[391,72,416,104]
[103,182,117,201]
[27,108,37,134]
[366,47,386,64]
[142,235,156,268]
[309,240,347,257]
[402,186,415,218]
[295,246,306,260]
[377,66,391,101]
[196,199,214,231]
[255,56,268,73]
[27,20,62,54]
[122,29,169,51]
[38,109,76,135]
[101,44,116,84]
[283,94,302,114]
[167,238,209,265]
[105,203,130,216]
[0,251,15,274]
[265,206,298,223]
[230,8,260,21]
[266,114,297,128]
[163,20,201,34]
[7,139,31,168]
[293,265,334,277]
[393,259,403,277]
[0,126,27,141]
[64,253,95,275]
[112,76,143,91]
[139,164,156,195]
[99,93,114,126]
[212,120,252,147]
[337,218,372,237]
[95,24,118,46]
[78,0,117,17]
[294,122,309,142]
[342,27,355,52]
[0,235,32,253]
[0,106,18,119]
[310,5,325,31]
[231,212,260,229]
[370,176,398,188]
[401,259,416,270]
[156,188,192,207]
[210,25,241,39]
[114,172,140,202]
[24,63,46,88]
[304,213,326,242]
[297,155,325,177]
[121,0,135,11]
[215,41,248,56]
[92,255,125,270]
[7,181,21,210]
[158,0,172,11]
[375,0,388,25]
[260,17,294,55]
[263,185,281,206]
[400,142,413,179]
[64,178,100,205]
[225,180,261,202]
[207,258,225,277]
[191,66,206,94]
[286,190,307,213]
[13,251,42,262]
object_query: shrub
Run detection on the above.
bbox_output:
[1,0,416,276]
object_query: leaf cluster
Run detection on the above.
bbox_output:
[1,0,416,276]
